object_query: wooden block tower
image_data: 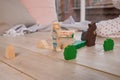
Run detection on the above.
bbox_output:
[52,22,61,51]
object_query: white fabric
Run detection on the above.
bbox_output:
[61,21,91,31]
[112,0,120,9]
[3,24,27,37]
[96,16,120,38]
[3,24,52,37]
[27,24,43,33]
[62,16,75,24]
[27,24,52,32]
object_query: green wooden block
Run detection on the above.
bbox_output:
[63,45,77,60]
[103,38,114,51]
[72,41,86,49]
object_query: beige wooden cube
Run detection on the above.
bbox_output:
[37,40,49,49]
[5,45,15,59]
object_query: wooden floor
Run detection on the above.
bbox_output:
[0,32,120,80]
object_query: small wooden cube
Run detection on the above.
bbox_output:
[37,40,49,49]
[37,41,44,48]
[5,45,15,59]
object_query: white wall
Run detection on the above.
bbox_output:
[21,0,57,25]
[0,0,57,34]
[0,0,36,34]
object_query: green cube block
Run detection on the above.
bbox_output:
[72,41,86,49]
[103,38,114,51]
[63,45,77,60]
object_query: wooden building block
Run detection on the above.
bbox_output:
[37,40,49,49]
[61,43,69,49]
[103,38,114,51]
[37,41,44,48]
[52,22,61,31]
[5,45,15,59]
[56,47,62,52]
[52,22,61,51]
[59,30,75,38]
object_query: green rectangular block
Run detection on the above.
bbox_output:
[72,41,86,49]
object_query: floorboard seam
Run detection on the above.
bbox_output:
[0,60,37,80]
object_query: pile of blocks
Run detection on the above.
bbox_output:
[63,22,115,60]
[51,22,75,51]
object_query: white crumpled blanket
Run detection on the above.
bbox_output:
[3,24,27,37]
[61,16,91,31]
[3,24,51,37]
[96,15,120,38]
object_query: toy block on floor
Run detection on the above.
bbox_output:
[37,40,49,49]
[61,43,69,49]
[59,30,75,38]
[5,45,15,59]
[63,45,77,60]
[72,41,86,49]
[103,38,114,51]
[85,22,97,47]
[52,22,61,51]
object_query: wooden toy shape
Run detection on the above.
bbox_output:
[85,22,97,47]
[64,45,77,60]
[52,22,75,51]
[52,22,61,35]
[5,45,15,59]
[103,38,114,51]
[37,40,49,49]
[72,41,86,49]
[59,30,75,38]
[52,22,62,51]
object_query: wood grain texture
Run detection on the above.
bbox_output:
[0,61,33,80]
[0,32,119,80]
[0,46,119,80]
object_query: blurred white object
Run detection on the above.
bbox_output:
[61,20,91,31]
[27,24,43,33]
[96,16,120,38]
[3,24,27,37]
[27,24,51,32]
[62,16,75,24]
[112,0,120,9]
[74,32,82,41]
[3,23,52,37]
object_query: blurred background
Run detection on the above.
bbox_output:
[55,0,120,22]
